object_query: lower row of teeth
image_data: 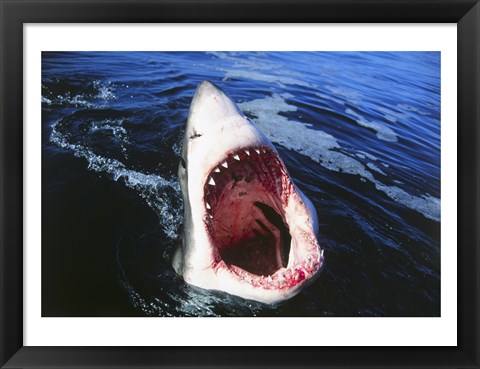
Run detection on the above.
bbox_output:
[232,250,324,290]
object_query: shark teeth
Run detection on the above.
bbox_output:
[244,149,250,156]
[228,260,319,290]
[221,161,228,168]
[208,177,216,186]
[255,148,260,155]
[214,167,220,173]
[233,154,240,161]
[206,202,211,210]
[304,258,315,271]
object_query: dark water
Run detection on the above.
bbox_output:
[41,51,440,317]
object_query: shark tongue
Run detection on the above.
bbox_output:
[204,146,289,276]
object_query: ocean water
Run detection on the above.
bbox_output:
[41,51,440,317]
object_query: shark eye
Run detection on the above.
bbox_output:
[180,157,186,169]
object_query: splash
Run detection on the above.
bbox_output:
[42,79,117,109]
[50,119,182,239]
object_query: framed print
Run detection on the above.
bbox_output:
[1,0,479,368]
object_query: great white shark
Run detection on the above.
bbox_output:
[173,81,324,304]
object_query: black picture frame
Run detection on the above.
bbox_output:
[1,1,479,368]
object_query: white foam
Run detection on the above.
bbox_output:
[345,108,398,142]
[378,106,409,123]
[357,150,379,161]
[375,185,440,221]
[367,162,387,176]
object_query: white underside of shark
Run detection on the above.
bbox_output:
[173,81,324,304]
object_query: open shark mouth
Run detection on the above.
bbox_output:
[204,145,323,291]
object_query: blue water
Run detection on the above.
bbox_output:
[41,51,440,317]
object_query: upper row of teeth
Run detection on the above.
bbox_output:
[207,148,279,189]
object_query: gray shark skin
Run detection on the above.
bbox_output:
[173,81,324,304]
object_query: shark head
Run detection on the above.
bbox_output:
[174,81,324,304]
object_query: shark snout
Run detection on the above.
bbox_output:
[186,81,243,136]
[195,80,224,98]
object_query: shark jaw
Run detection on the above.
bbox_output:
[174,80,324,304]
